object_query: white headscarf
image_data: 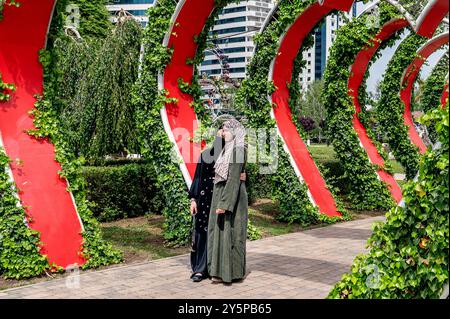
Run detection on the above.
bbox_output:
[214,119,246,184]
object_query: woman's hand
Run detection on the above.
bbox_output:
[216,208,226,214]
[190,200,198,216]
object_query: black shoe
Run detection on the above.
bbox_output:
[191,274,203,282]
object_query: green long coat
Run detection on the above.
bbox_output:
[207,146,248,283]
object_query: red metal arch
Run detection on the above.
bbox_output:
[400,32,449,153]
[415,0,449,38]
[268,0,354,217]
[0,0,85,268]
[347,18,409,204]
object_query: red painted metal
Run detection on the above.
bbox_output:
[348,19,408,204]
[400,33,449,153]
[441,81,449,107]
[0,0,85,268]
[416,0,449,38]
[162,0,213,180]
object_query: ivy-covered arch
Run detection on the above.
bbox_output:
[400,32,449,153]
[321,1,412,209]
[345,2,410,204]
[234,0,358,221]
[0,0,86,271]
[420,52,449,113]
[0,0,122,279]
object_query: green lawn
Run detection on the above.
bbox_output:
[309,144,405,174]
[308,144,337,163]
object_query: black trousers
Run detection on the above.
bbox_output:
[190,229,208,277]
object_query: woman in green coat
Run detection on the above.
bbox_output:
[207,118,248,284]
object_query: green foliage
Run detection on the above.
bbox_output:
[0,149,52,279]
[322,2,401,210]
[329,104,449,299]
[72,19,142,158]
[419,52,449,140]
[48,0,112,40]
[132,0,190,246]
[81,163,164,222]
[377,34,427,179]
[0,72,16,102]
[235,0,348,225]
[247,220,262,241]
[43,18,142,160]
[246,163,272,205]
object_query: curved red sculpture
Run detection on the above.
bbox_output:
[400,32,449,153]
[347,18,409,204]
[268,1,355,217]
[0,0,85,268]
[441,79,449,106]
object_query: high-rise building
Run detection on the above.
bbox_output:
[199,0,275,80]
[105,0,155,27]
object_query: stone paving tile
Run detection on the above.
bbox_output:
[0,216,384,299]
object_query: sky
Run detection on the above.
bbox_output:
[356,1,447,94]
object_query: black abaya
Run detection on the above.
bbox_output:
[188,137,224,278]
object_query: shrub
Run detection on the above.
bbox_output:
[82,163,164,222]
[329,105,449,299]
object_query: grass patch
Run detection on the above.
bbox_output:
[100,215,190,263]
[308,144,337,163]
[388,159,406,174]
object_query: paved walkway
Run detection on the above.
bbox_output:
[0,216,384,299]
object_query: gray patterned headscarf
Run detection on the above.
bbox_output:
[214,119,246,184]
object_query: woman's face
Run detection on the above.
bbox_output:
[222,127,234,142]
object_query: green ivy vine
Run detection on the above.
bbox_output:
[0,149,54,279]
[424,51,449,95]
[234,0,349,224]
[419,51,449,141]
[376,34,427,179]
[329,103,449,299]
[0,72,15,102]
[322,2,402,210]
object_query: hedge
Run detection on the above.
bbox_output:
[82,163,164,222]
